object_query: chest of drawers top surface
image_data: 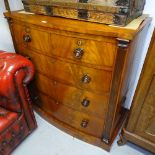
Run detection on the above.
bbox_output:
[4,11,150,40]
[4,11,151,151]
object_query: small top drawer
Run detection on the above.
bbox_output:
[12,23,50,52]
[48,33,117,68]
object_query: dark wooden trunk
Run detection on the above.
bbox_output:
[22,0,146,26]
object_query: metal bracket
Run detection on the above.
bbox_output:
[116,0,129,6]
[79,0,88,3]
[119,7,129,14]
[78,9,88,20]
[117,38,130,48]
[113,14,127,26]
[102,137,110,144]
[44,6,53,16]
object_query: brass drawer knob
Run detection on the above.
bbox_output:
[74,48,84,59]
[81,98,90,107]
[23,34,31,42]
[81,119,89,128]
[81,74,91,83]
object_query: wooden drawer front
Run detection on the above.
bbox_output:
[18,48,76,85]
[48,33,116,67]
[36,73,108,118]
[73,65,111,93]
[18,48,112,93]
[12,23,26,45]
[12,23,50,52]
[26,27,50,52]
[35,73,56,99]
[37,92,104,137]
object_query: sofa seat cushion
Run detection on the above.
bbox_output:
[0,107,18,133]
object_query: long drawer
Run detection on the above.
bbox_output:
[36,92,105,137]
[35,73,109,118]
[18,47,112,93]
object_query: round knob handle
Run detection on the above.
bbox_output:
[81,98,90,107]
[23,34,31,42]
[81,119,89,128]
[74,48,84,59]
[81,74,91,83]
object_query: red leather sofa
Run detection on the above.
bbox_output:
[0,51,37,155]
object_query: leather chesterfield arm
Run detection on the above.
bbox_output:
[0,50,37,155]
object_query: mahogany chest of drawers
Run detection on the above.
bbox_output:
[4,11,151,151]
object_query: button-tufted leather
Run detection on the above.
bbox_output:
[0,107,18,133]
[0,50,37,155]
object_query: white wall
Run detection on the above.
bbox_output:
[0,0,155,108]
[0,0,23,52]
[125,0,155,108]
